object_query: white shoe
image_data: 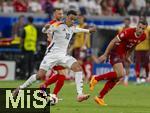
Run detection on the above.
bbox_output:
[77,94,90,102]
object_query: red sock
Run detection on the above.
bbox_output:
[144,64,149,78]
[95,72,117,81]
[44,74,59,87]
[53,75,65,96]
[135,63,140,78]
[99,79,118,99]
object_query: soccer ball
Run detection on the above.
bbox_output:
[48,94,58,106]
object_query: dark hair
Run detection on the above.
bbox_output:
[138,18,148,26]
[53,8,62,12]
[67,10,77,16]
[27,16,33,23]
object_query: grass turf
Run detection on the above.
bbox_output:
[0,80,150,113]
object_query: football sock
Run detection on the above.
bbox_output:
[95,72,117,81]
[144,64,149,78]
[124,75,129,83]
[20,74,37,89]
[135,63,140,78]
[44,74,59,87]
[99,79,118,99]
[53,75,65,95]
[75,71,83,95]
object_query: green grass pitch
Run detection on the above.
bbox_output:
[0,80,150,113]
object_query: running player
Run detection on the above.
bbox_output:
[90,18,148,106]
[13,10,96,102]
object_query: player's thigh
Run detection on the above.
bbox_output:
[40,54,58,71]
[37,69,47,80]
[59,55,82,71]
[113,63,125,77]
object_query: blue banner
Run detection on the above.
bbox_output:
[93,63,136,81]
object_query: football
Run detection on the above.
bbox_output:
[48,93,58,106]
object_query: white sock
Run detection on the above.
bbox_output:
[124,76,129,83]
[136,77,140,83]
[20,74,37,89]
[74,71,83,95]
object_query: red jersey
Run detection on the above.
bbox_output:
[111,28,146,57]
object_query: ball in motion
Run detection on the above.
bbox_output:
[47,93,58,106]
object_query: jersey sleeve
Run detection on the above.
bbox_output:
[72,26,90,33]
[43,24,58,34]
[117,29,130,41]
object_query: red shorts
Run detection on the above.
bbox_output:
[109,52,124,66]
[53,65,65,70]
[135,51,149,66]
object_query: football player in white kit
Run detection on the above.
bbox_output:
[13,10,96,102]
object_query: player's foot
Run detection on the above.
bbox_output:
[123,81,128,86]
[77,94,90,102]
[12,87,21,97]
[90,76,98,91]
[94,96,107,106]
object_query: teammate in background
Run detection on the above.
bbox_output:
[13,10,96,102]
[118,17,131,86]
[134,17,150,84]
[90,19,148,106]
[40,8,67,97]
[69,14,91,82]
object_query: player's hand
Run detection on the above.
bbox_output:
[42,24,50,33]
[45,24,50,30]
[98,54,107,63]
[89,27,96,33]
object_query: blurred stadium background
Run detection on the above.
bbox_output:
[0,0,149,81]
[0,0,150,112]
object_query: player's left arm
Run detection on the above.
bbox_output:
[73,26,96,33]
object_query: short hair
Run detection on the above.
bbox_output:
[138,18,148,26]
[27,16,33,23]
[67,10,77,16]
[53,8,62,12]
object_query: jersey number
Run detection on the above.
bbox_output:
[65,33,70,40]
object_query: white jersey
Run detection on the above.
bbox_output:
[44,23,89,55]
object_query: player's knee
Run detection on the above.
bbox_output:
[38,69,46,80]
[71,62,82,72]
[72,65,82,72]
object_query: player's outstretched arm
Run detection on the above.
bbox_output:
[98,36,120,63]
[73,26,96,33]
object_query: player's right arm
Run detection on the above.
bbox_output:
[98,37,120,62]
[99,29,129,62]
[42,23,51,33]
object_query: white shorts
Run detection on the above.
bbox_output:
[39,53,77,71]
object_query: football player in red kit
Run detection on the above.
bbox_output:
[90,19,148,106]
